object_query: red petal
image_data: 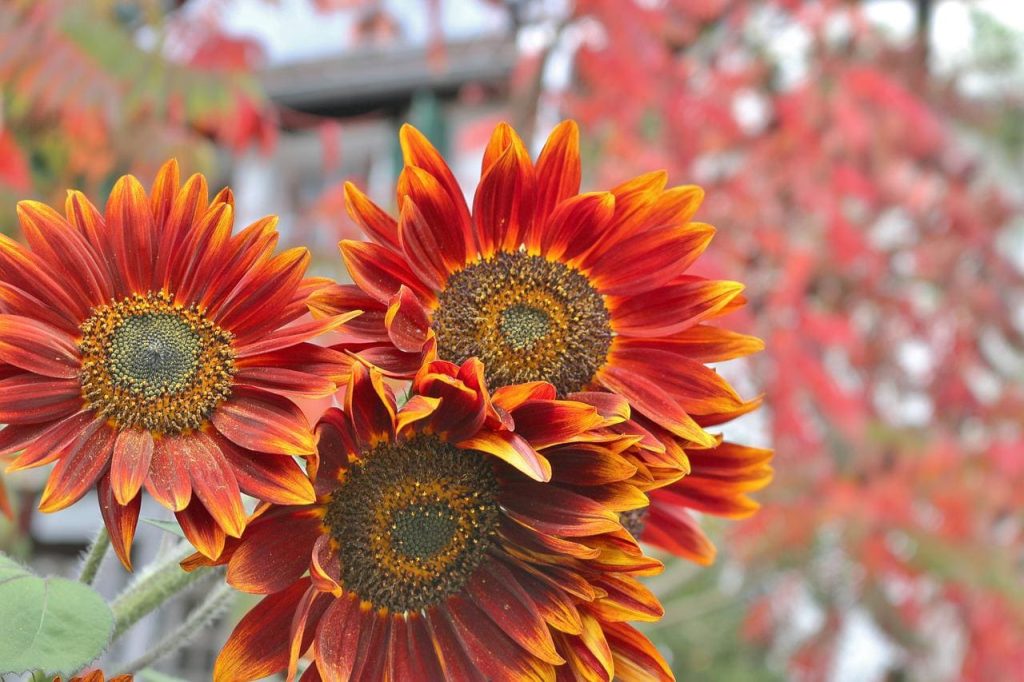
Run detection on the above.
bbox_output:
[314,593,364,682]
[344,181,400,248]
[642,501,716,565]
[537,192,615,263]
[0,314,79,379]
[109,428,154,506]
[502,480,621,537]
[344,362,396,449]
[213,389,316,456]
[5,412,96,471]
[218,437,316,506]
[609,279,744,338]
[0,232,90,322]
[17,200,111,307]
[424,607,489,682]
[286,587,333,682]
[458,430,551,482]
[398,124,472,237]
[176,498,227,559]
[397,166,471,274]
[149,159,181,225]
[105,174,155,293]
[145,435,193,511]
[216,247,310,338]
[340,239,433,305]
[97,475,141,571]
[531,120,581,239]
[384,285,431,353]
[597,365,715,446]
[445,594,554,680]
[608,346,745,415]
[0,374,80,423]
[235,312,360,358]
[472,132,536,256]
[587,223,715,295]
[507,400,604,449]
[466,561,564,664]
[153,173,209,290]
[200,216,279,315]
[181,430,247,538]
[604,620,674,682]
[227,508,322,594]
[215,577,311,682]
[38,422,116,512]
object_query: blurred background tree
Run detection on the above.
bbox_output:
[0,0,274,233]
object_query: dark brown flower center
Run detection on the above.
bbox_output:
[323,434,500,613]
[78,291,235,433]
[431,251,612,393]
[619,507,650,539]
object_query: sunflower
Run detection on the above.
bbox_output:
[188,358,670,681]
[311,120,758,452]
[0,160,357,566]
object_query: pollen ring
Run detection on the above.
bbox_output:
[324,435,500,613]
[431,251,612,394]
[78,291,235,433]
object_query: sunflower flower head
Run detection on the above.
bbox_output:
[314,120,759,454]
[0,160,358,566]
[188,359,672,681]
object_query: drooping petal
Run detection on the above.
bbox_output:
[109,428,154,506]
[445,594,555,681]
[384,285,431,353]
[145,435,193,512]
[176,498,227,559]
[603,620,675,682]
[97,476,141,571]
[178,430,247,538]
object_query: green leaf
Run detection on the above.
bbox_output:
[0,553,114,677]
[141,517,186,538]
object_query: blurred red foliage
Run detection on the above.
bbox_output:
[560,0,1024,678]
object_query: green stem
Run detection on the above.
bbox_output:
[109,543,213,640]
[116,580,235,674]
[77,527,110,585]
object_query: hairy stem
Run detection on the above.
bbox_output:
[77,527,110,585]
[109,542,212,640]
[116,579,235,674]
